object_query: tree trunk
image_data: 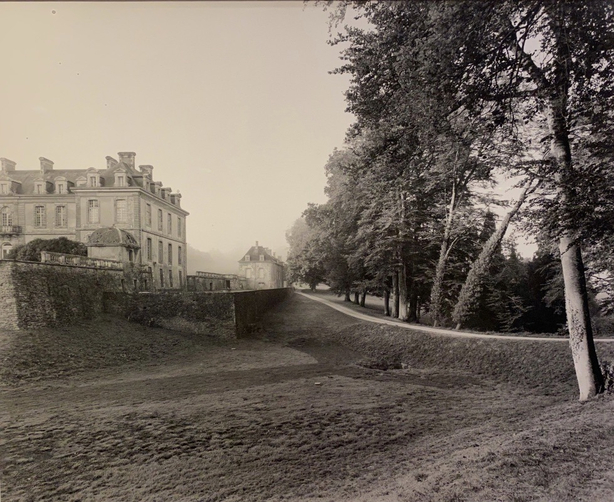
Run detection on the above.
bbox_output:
[452,181,534,329]
[344,289,351,302]
[398,263,409,321]
[354,292,359,304]
[559,237,604,400]
[384,289,390,316]
[392,272,400,318]
[430,239,448,327]
[547,96,604,400]
[360,291,366,307]
[408,290,418,323]
[430,179,458,327]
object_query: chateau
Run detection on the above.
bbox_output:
[238,241,285,289]
[0,152,188,289]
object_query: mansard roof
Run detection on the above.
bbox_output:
[238,244,282,264]
[0,158,144,194]
[87,227,140,249]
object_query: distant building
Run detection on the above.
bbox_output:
[0,153,188,289]
[187,271,248,292]
[238,241,285,289]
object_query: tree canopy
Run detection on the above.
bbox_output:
[289,0,614,399]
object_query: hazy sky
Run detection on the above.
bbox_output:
[0,1,354,259]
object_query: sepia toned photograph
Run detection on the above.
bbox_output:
[1,1,614,501]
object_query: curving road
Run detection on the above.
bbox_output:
[297,291,614,343]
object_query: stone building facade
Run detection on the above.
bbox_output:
[238,241,285,290]
[0,152,188,289]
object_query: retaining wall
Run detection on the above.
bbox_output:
[104,288,293,338]
[0,260,123,330]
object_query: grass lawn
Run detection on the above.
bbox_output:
[2,293,614,501]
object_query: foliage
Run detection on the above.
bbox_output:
[306,0,614,375]
[285,218,326,290]
[8,237,87,262]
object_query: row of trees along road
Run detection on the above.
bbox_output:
[287,1,614,400]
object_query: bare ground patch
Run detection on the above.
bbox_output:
[2,294,614,501]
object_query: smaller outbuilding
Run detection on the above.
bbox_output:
[238,241,285,290]
[86,226,140,263]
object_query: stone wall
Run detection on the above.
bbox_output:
[232,288,293,335]
[104,288,293,338]
[0,260,123,329]
[104,291,237,339]
[0,262,19,330]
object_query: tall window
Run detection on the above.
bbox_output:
[55,205,67,227]
[88,175,98,187]
[179,271,183,288]
[167,213,172,235]
[34,205,46,227]
[0,183,9,194]
[88,200,99,223]
[159,268,164,287]
[147,238,152,261]
[258,268,265,279]
[168,270,173,288]
[168,243,172,265]
[56,183,65,194]
[178,217,182,238]
[35,182,44,194]
[246,268,252,278]
[146,204,152,227]
[178,246,182,265]
[1,207,12,226]
[158,240,163,263]
[115,199,127,223]
[158,209,163,231]
[116,175,126,187]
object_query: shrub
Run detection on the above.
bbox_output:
[8,237,87,262]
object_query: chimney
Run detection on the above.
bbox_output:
[171,192,182,207]
[139,165,154,179]
[118,152,136,169]
[255,241,259,248]
[161,187,172,200]
[106,156,118,169]
[39,157,54,173]
[0,158,16,173]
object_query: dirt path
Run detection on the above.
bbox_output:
[2,294,614,501]
[298,291,614,343]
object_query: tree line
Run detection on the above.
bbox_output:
[287,0,614,401]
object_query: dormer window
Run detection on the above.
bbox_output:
[88,175,98,187]
[34,181,45,194]
[0,183,9,195]
[245,255,250,261]
[259,255,264,261]
[115,173,127,187]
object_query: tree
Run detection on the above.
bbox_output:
[286,218,326,290]
[322,0,614,399]
[8,237,87,262]
[453,179,538,329]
